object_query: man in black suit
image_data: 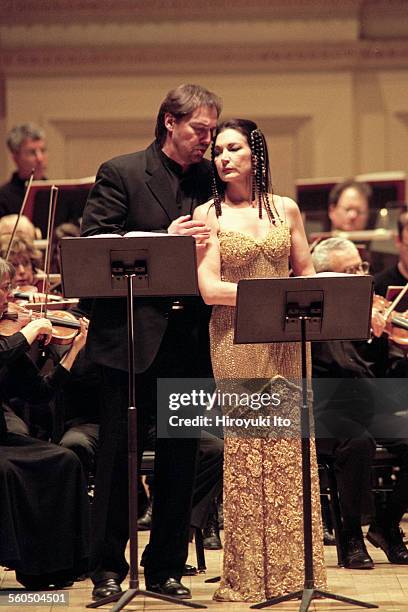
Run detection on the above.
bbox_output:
[80,84,221,600]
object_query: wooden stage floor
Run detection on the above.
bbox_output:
[2,521,408,611]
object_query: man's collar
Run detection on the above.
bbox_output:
[159,148,188,176]
[11,171,26,186]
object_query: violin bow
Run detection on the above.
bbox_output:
[384,281,408,320]
[40,185,58,319]
[5,169,35,261]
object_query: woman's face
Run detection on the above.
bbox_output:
[213,128,252,184]
[11,254,34,286]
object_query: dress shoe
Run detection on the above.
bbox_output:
[92,578,122,600]
[367,523,408,564]
[15,571,74,590]
[145,577,191,599]
[183,564,198,576]
[323,526,336,546]
[343,535,374,569]
[137,500,153,531]
[202,512,222,550]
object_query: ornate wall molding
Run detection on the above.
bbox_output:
[0,0,363,24]
[2,40,408,77]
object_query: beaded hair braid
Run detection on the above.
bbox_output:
[211,139,223,217]
[249,128,279,222]
[211,125,280,221]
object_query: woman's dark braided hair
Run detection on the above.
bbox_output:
[211,118,280,222]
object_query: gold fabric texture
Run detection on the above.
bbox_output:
[210,224,327,602]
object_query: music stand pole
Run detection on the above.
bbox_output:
[250,308,377,612]
[78,260,206,610]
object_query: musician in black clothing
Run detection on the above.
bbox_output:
[374,209,408,384]
[312,238,408,570]
[0,123,47,217]
[375,209,408,322]
[0,258,90,590]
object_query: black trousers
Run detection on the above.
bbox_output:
[90,312,201,584]
[315,377,408,527]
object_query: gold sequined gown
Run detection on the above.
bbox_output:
[210,222,327,602]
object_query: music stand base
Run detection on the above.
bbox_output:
[86,587,207,610]
[204,575,220,584]
[250,588,378,611]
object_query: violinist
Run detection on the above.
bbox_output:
[0,234,44,293]
[374,209,408,380]
[0,257,90,590]
[375,209,408,307]
[0,214,39,241]
[312,237,408,570]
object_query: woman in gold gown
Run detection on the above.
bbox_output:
[193,119,327,602]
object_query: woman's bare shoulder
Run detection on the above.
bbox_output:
[194,200,218,225]
[272,194,300,218]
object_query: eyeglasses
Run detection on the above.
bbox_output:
[343,261,370,275]
[336,206,368,217]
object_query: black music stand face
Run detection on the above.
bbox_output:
[60,235,199,298]
[235,275,373,344]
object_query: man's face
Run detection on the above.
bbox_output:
[162,105,218,168]
[10,254,34,286]
[0,274,12,317]
[12,138,48,180]
[330,249,365,274]
[328,187,369,232]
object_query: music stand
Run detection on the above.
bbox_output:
[233,275,378,612]
[60,235,207,611]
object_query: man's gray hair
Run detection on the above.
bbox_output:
[6,123,46,154]
[312,237,358,272]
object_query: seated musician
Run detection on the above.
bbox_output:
[0,234,43,292]
[375,209,408,300]
[328,179,371,232]
[0,257,90,590]
[312,237,408,570]
[0,123,47,217]
[0,214,40,241]
[374,208,408,379]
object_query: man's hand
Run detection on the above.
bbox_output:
[168,215,211,250]
[20,317,53,345]
[371,307,387,338]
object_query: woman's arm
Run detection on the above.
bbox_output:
[284,197,315,276]
[193,205,237,306]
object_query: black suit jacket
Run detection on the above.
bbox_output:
[80,141,212,373]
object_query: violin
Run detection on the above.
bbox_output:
[372,294,408,350]
[0,302,81,346]
[11,286,65,304]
